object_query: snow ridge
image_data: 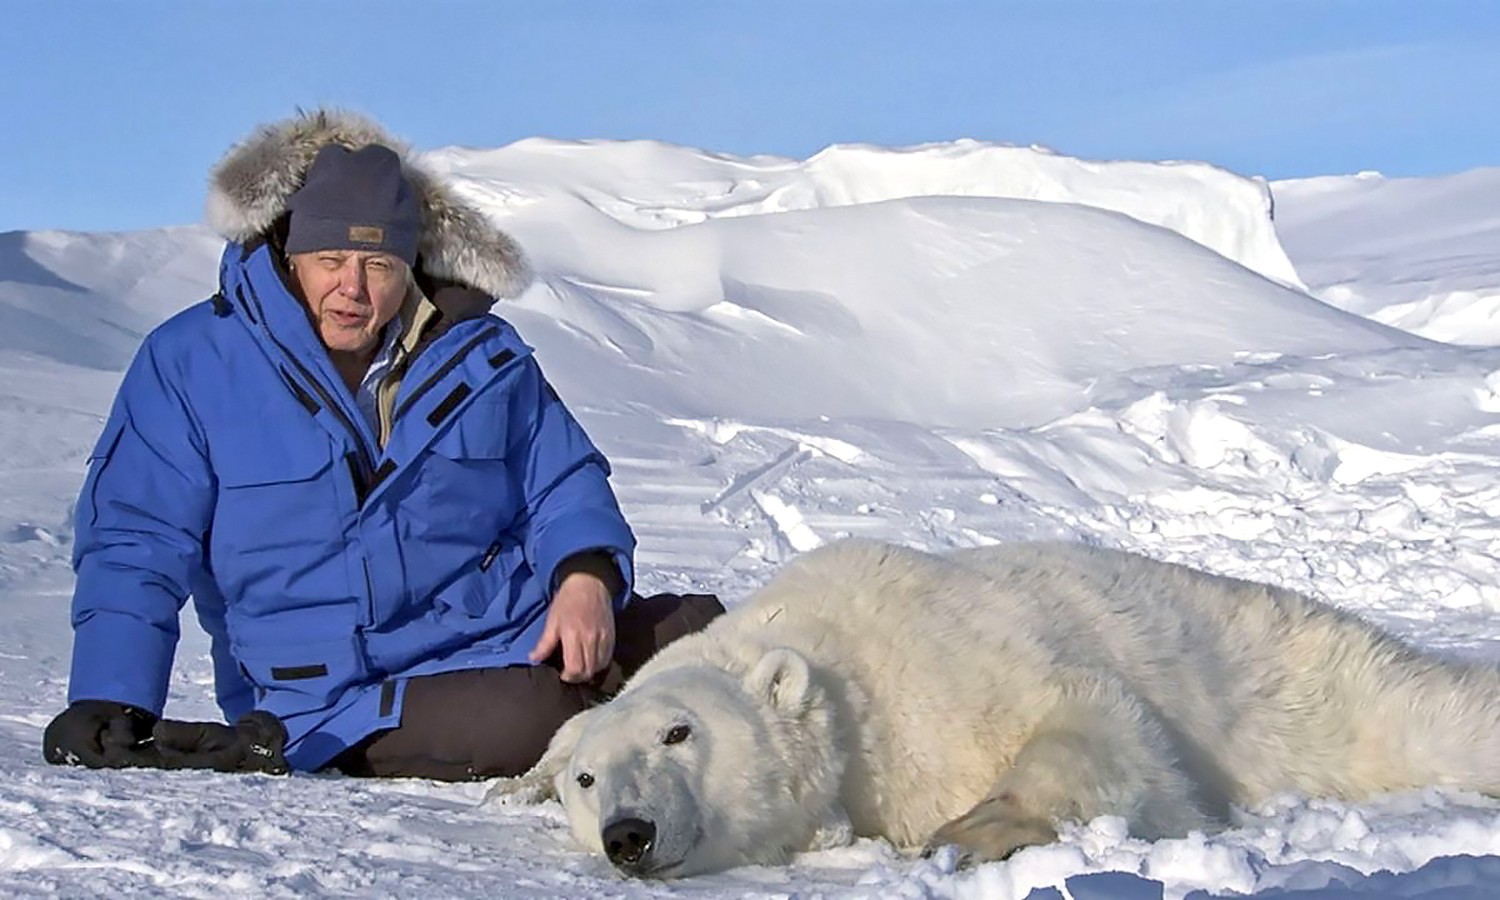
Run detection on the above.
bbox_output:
[425,137,1304,287]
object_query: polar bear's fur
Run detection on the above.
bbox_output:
[487,540,1500,877]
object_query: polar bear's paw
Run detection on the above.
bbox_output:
[924,794,1058,864]
[482,770,555,807]
[809,806,855,850]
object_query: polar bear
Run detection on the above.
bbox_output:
[486,539,1500,878]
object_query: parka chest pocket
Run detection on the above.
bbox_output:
[413,402,519,545]
[211,436,343,557]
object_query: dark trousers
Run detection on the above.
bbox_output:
[330,592,724,781]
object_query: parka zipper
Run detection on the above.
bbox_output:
[390,326,502,426]
[242,276,379,502]
[241,270,512,507]
[362,558,378,629]
[270,332,378,486]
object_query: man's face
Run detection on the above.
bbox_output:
[289,250,408,354]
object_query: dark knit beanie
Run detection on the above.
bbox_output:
[284,144,420,265]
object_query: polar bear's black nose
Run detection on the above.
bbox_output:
[602,816,656,870]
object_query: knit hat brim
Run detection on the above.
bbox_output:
[284,214,420,264]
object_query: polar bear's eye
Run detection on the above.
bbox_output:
[576,772,594,789]
[663,724,691,745]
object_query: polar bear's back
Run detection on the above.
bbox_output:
[746,539,1330,690]
[727,539,1500,810]
[950,541,1371,794]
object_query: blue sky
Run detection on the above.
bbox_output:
[4,0,1497,233]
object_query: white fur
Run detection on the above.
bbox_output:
[207,109,531,300]
[488,539,1500,877]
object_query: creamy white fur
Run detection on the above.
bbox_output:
[207,109,531,300]
[488,539,1500,877]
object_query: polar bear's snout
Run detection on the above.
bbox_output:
[602,816,656,873]
[549,661,836,877]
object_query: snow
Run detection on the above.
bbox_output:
[2,138,1498,898]
[1273,167,1500,346]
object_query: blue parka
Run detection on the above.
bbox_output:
[67,113,636,770]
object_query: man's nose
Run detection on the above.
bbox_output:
[336,259,367,297]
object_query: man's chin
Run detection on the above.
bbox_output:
[319,327,376,355]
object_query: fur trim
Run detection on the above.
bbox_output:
[206,109,531,300]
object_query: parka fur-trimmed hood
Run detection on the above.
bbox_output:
[206,109,531,300]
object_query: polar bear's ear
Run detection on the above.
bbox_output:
[746,647,814,716]
[485,704,597,805]
[539,704,597,772]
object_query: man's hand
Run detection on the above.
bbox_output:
[45,703,289,774]
[530,571,616,683]
[152,711,289,774]
[43,700,159,768]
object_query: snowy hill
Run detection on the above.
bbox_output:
[1274,167,1500,345]
[425,138,1305,288]
[479,194,1408,429]
[2,139,1499,899]
[0,226,221,370]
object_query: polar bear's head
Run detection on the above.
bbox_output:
[527,648,846,878]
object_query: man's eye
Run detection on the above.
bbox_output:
[576,772,594,789]
[368,261,390,272]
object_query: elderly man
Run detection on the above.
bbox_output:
[42,111,720,779]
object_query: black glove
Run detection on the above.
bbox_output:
[152,710,290,775]
[43,700,160,768]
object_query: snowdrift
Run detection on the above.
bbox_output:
[425,136,1304,287]
[1275,167,1500,345]
[2,138,1499,900]
[493,193,1414,430]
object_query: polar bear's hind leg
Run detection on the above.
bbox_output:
[927,679,1217,862]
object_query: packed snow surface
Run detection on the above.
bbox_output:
[2,139,1497,898]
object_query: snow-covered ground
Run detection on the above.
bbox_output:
[2,140,1498,899]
